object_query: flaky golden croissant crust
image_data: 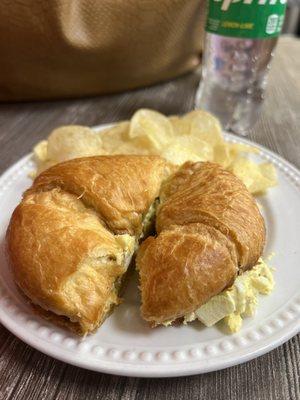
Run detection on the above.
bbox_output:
[137,162,265,325]
[6,155,172,334]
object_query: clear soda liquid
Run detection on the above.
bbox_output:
[195,33,278,136]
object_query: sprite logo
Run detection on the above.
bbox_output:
[207,0,287,38]
[215,0,287,12]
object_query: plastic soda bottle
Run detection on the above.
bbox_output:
[195,0,287,135]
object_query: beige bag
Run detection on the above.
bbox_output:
[0,0,205,101]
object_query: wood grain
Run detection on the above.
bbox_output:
[0,36,299,400]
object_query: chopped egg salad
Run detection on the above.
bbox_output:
[183,258,274,333]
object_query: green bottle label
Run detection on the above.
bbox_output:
[206,0,287,38]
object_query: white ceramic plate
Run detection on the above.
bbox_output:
[0,128,299,378]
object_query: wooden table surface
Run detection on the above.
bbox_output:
[0,36,299,400]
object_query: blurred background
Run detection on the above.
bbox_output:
[0,0,299,103]
[284,0,300,34]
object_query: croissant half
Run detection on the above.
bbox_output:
[137,162,265,325]
[6,155,172,334]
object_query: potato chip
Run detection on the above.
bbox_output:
[129,109,174,151]
[213,144,232,168]
[175,136,213,161]
[112,138,151,156]
[169,115,192,136]
[30,108,278,197]
[258,162,277,187]
[161,144,202,165]
[183,110,223,146]
[101,121,130,153]
[162,136,213,165]
[28,170,37,179]
[213,141,259,168]
[129,136,162,155]
[228,143,259,155]
[47,125,104,163]
[111,137,153,155]
[33,140,48,163]
[32,140,52,176]
[36,160,56,175]
[230,157,277,194]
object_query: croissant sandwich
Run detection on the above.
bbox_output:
[6,156,265,334]
[137,161,265,326]
[6,155,172,334]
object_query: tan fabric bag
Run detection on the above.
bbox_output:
[0,0,205,101]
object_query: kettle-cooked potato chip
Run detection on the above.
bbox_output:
[162,144,202,165]
[174,136,213,161]
[101,122,130,153]
[213,144,232,168]
[169,115,191,136]
[129,109,175,151]
[33,140,48,163]
[30,109,278,197]
[259,162,277,185]
[228,143,259,155]
[214,142,259,168]
[32,140,52,175]
[112,137,152,156]
[230,157,277,194]
[183,110,223,146]
[47,125,104,163]
[162,136,213,165]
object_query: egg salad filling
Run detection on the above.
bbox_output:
[140,199,159,240]
[182,257,274,333]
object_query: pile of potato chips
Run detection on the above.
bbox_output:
[33,109,277,195]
